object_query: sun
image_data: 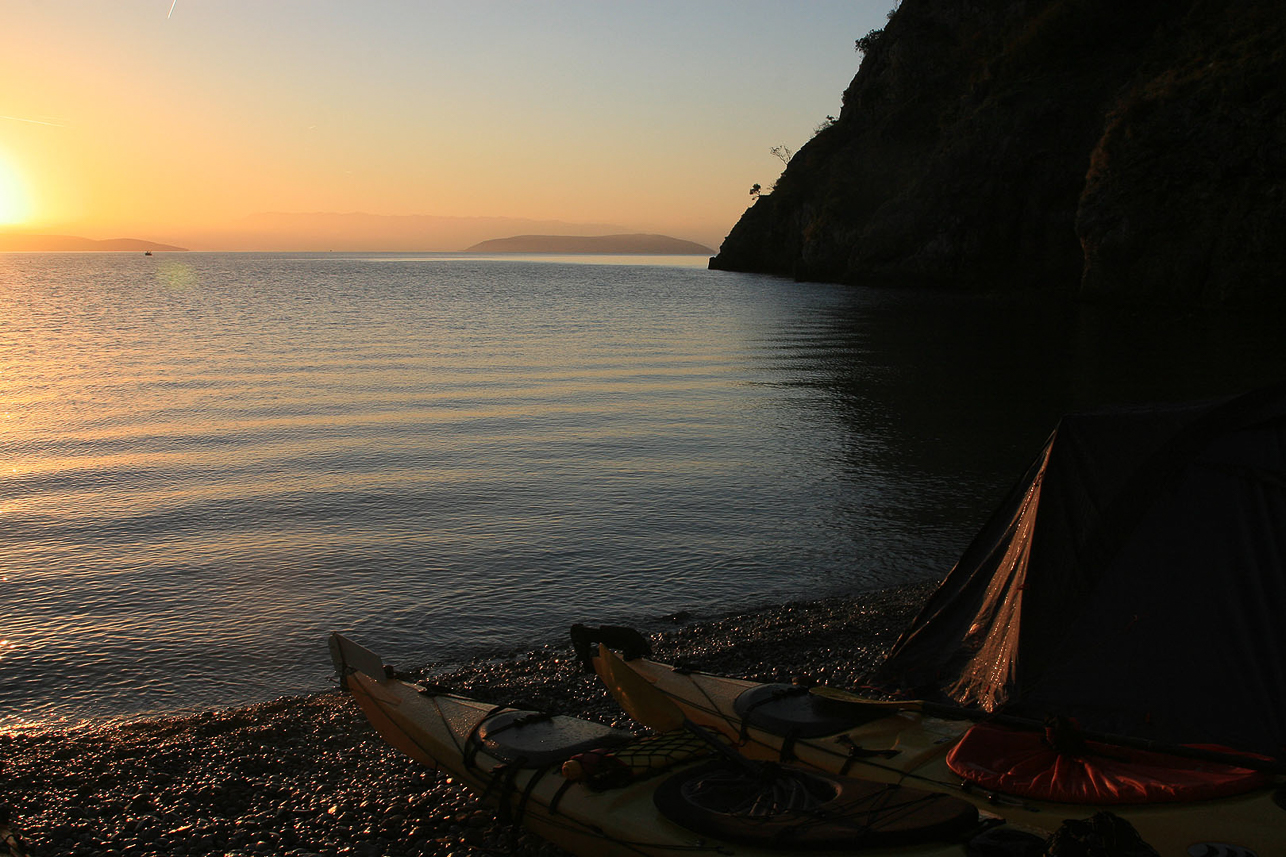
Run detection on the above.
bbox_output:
[0,151,31,226]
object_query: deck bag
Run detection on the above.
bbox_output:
[945,721,1270,804]
[561,731,710,789]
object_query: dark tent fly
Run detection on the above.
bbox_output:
[877,383,1286,760]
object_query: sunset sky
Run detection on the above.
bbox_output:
[1,1,892,251]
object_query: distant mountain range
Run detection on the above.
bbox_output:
[0,234,187,252]
[192,212,636,252]
[466,233,714,255]
[0,217,717,255]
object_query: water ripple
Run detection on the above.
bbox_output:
[7,252,1278,729]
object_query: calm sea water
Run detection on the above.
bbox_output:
[2,252,1283,730]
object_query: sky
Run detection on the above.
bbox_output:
[0,1,894,251]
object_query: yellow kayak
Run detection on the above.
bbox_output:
[1,820,30,857]
[574,637,1285,856]
[329,633,1043,857]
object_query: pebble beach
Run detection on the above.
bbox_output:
[1,583,934,857]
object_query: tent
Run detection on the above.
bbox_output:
[875,384,1286,759]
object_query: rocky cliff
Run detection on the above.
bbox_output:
[710,0,1285,309]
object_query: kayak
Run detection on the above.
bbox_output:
[329,633,1040,857]
[569,626,1286,856]
[0,807,30,857]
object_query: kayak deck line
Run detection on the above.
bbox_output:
[572,629,1286,853]
[328,631,1036,856]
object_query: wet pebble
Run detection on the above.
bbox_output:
[1,584,930,856]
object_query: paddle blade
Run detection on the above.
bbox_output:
[595,643,685,733]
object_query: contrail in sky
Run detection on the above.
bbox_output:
[168,0,178,18]
[1,115,66,127]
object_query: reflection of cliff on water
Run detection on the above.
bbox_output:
[779,287,1286,583]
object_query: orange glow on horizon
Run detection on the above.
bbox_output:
[0,3,889,250]
[0,148,31,226]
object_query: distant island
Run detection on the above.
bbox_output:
[0,234,187,252]
[465,233,714,255]
[213,212,639,253]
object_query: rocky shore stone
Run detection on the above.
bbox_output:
[1,584,931,857]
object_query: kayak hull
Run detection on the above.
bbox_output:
[611,655,1286,854]
[330,634,1000,857]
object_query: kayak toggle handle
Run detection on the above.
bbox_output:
[569,624,653,673]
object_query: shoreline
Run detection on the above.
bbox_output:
[2,583,933,857]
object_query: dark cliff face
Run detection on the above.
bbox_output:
[711,0,1285,309]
